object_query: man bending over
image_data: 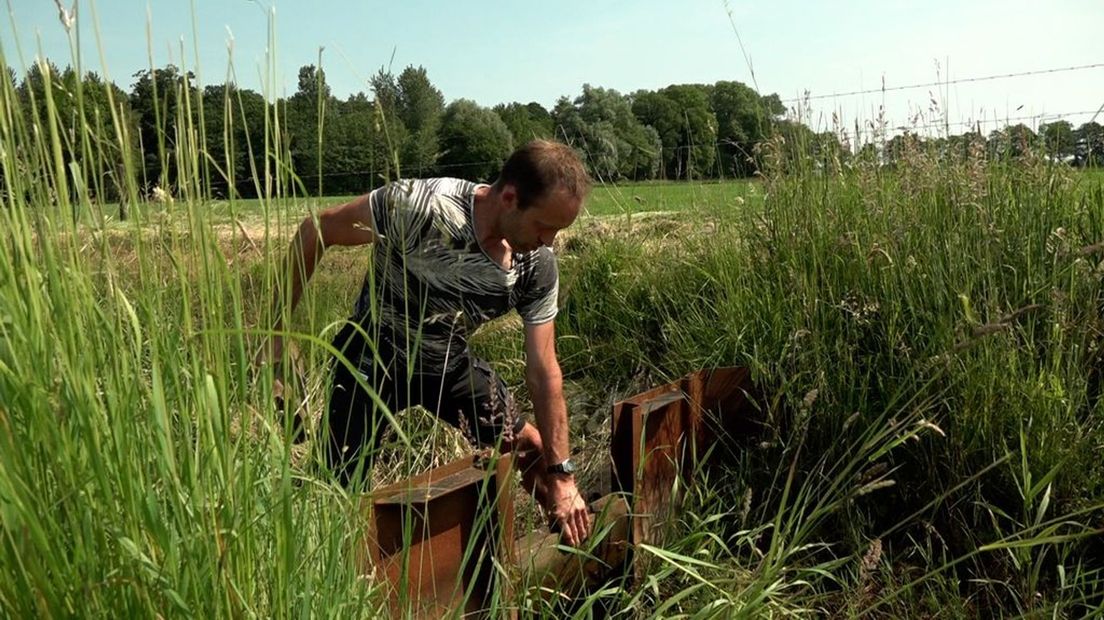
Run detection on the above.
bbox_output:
[263,140,593,546]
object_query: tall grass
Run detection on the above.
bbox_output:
[550,138,1104,615]
[0,14,389,617]
[2,8,1104,619]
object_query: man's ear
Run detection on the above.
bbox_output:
[500,184,519,210]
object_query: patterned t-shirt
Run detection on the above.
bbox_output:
[349,178,559,371]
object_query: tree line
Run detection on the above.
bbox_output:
[3,60,1102,213]
[0,60,797,205]
[873,120,1104,167]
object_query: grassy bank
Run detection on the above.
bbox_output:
[546,153,1104,615]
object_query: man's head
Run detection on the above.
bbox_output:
[492,140,590,253]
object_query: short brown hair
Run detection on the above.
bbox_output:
[495,140,590,209]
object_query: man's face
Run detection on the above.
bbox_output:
[501,186,581,253]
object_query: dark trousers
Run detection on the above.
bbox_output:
[324,324,526,488]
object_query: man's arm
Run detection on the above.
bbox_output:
[525,320,591,546]
[261,193,377,365]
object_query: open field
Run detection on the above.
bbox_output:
[3,22,1104,615]
[100,168,1103,231]
[97,178,761,231]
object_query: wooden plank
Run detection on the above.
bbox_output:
[373,468,488,505]
[363,452,514,618]
[609,367,760,571]
[515,494,631,602]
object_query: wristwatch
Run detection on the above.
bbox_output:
[546,458,577,476]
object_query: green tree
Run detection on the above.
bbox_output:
[631,86,717,179]
[766,119,821,173]
[630,89,681,178]
[325,92,381,194]
[17,61,73,206]
[73,71,140,208]
[986,124,1038,160]
[552,85,660,180]
[661,85,717,179]
[18,63,138,211]
[493,101,553,143]
[856,141,880,164]
[129,65,199,193]
[286,64,335,194]
[17,60,64,137]
[710,80,784,176]
[203,83,271,198]
[1073,122,1104,167]
[1039,120,1076,162]
[437,99,512,181]
[395,66,444,175]
[884,131,924,166]
[813,131,847,172]
[943,130,986,162]
[367,68,408,178]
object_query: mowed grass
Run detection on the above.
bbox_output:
[104,166,1098,230]
[98,178,761,231]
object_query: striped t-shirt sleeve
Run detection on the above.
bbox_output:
[516,247,560,325]
[370,180,432,248]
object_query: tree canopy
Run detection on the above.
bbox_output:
[5,57,1099,206]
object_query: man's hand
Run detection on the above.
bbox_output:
[272,374,286,411]
[252,334,306,442]
[254,335,281,384]
[259,345,308,443]
[254,333,284,372]
[546,475,592,547]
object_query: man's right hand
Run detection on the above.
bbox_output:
[546,475,593,547]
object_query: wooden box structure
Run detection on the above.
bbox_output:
[610,367,758,548]
[363,452,515,618]
[358,366,761,614]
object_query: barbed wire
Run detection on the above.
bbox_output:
[827,109,1102,140]
[781,62,1104,103]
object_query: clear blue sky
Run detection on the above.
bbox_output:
[4,0,1102,143]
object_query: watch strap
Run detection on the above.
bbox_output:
[546,458,576,476]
